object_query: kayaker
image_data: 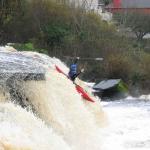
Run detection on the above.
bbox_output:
[68,57,84,82]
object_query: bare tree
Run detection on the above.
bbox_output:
[114,12,150,42]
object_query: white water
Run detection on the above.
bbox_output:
[0,103,71,150]
[1,46,150,150]
[0,46,104,150]
[101,98,150,150]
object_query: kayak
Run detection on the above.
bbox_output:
[55,65,95,103]
[55,65,67,76]
[75,84,95,102]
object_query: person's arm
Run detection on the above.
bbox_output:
[80,68,84,73]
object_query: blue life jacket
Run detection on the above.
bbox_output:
[69,64,77,77]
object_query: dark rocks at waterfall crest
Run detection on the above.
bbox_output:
[0,51,46,81]
[0,50,46,109]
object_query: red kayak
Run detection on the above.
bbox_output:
[55,65,67,76]
[75,85,95,102]
[55,65,95,103]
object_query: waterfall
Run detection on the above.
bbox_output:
[0,46,105,150]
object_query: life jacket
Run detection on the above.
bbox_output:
[68,64,77,77]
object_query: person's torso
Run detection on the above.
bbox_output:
[69,64,77,76]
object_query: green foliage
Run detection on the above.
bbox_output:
[13,43,34,51]
[13,43,48,54]
[42,23,70,47]
[117,81,129,93]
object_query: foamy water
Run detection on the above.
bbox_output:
[22,68,104,150]
[1,46,150,150]
[0,46,104,150]
[0,103,71,150]
[101,99,150,150]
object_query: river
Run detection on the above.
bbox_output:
[0,46,103,150]
[0,46,149,150]
[101,97,150,150]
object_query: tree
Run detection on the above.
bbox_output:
[102,0,112,6]
[42,23,70,55]
[114,12,150,42]
[0,0,25,43]
[0,0,22,25]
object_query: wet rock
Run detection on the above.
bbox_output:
[0,51,46,109]
[0,51,46,81]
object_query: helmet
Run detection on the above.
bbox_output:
[74,57,79,64]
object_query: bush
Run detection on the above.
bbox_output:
[13,43,48,54]
[13,43,34,51]
[104,53,134,82]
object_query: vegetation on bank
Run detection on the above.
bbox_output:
[0,0,150,95]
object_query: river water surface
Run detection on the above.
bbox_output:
[0,46,150,150]
[101,97,150,150]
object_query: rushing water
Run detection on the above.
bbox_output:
[101,97,150,150]
[0,46,150,150]
[0,46,104,150]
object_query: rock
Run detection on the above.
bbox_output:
[0,51,46,81]
[0,50,46,108]
[93,79,129,100]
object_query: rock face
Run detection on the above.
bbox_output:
[93,79,121,90]
[0,50,46,108]
[93,79,128,100]
[0,51,46,81]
